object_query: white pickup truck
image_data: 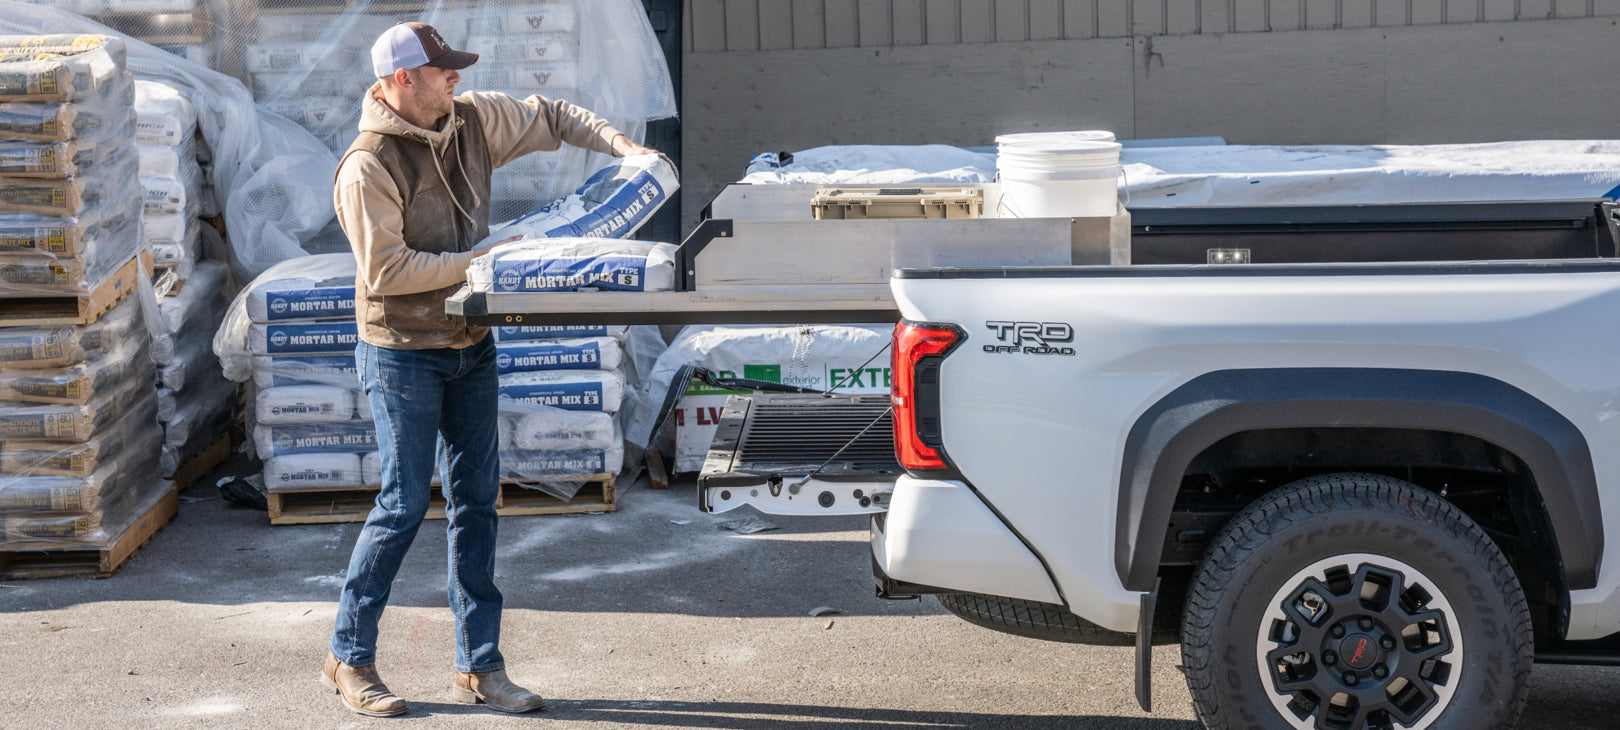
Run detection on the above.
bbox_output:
[458,193,1620,730]
[694,199,1620,730]
[881,259,1613,730]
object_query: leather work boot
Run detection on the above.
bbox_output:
[320,652,408,717]
[450,669,546,713]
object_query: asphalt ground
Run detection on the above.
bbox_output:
[3,473,1620,729]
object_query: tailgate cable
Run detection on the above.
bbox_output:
[785,342,893,496]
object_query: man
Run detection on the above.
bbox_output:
[320,22,663,717]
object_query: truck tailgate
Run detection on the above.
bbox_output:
[698,393,899,516]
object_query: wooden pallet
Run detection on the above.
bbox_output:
[268,476,615,525]
[499,477,616,516]
[0,249,153,328]
[0,487,179,580]
[645,450,670,489]
[166,432,235,492]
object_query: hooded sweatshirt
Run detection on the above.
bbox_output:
[334,84,623,350]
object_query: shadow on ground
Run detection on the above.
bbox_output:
[0,472,938,622]
[398,699,1204,729]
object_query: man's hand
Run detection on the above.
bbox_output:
[610,134,678,180]
[473,235,521,258]
[610,134,659,158]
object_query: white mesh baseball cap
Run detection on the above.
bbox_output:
[371,22,478,78]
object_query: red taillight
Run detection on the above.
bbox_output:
[892,320,962,471]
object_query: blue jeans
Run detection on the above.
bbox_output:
[331,335,504,673]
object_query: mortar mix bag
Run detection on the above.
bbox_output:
[253,420,377,458]
[495,336,622,375]
[498,369,625,413]
[255,384,357,426]
[251,354,357,389]
[478,153,678,245]
[469,237,677,293]
[216,254,356,381]
[639,324,896,472]
[493,324,628,343]
[263,452,364,492]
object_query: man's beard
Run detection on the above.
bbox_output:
[421,93,454,126]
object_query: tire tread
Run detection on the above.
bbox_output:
[1180,473,1533,730]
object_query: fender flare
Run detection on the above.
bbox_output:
[1115,368,1602,592]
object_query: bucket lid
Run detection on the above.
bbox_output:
[997,140,1122,158]
[995,130,1117,147]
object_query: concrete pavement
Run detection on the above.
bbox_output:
[2,475,1618,729]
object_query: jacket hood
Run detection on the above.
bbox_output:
[356,82,480,226]
[358,82,461,150]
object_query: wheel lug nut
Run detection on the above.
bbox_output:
[1343,672,1359,686]
[1358,617,1375,630]
[1322,651,1337,666]
[1381,636,1396,651]
[1331,625,1346,638]
[1374,666,1388,679]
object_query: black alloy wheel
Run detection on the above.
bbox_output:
[1181,473,1532,730]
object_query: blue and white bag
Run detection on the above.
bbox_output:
[253,421,378,457]
[494,336,621,374]
[248,321,359,356]
[481,153,677,244]
[493,324,628,343]
[497,369,624,413]
[468,238,677,293]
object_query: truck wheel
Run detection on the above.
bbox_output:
[1181,473,1532,730]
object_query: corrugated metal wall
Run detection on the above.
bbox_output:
[687,0,1620,51]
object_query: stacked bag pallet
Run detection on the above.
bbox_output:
[220,255,371,499]
[131,79,239,479]
[492,324,629,498]
[0,35,173,568]
[214,253,637,514]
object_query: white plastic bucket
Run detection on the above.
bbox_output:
[996,134,1121,218]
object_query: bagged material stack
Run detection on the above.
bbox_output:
[215,253,664,502]
[640,325,895,472]
[494,325,632,498]
[235,0,674,232]
[0,35,170,546]
[134,80,202,284]
[0,294,170,546]
[153,260,235,476]
[213,255,371,493]
[0,34,143,303]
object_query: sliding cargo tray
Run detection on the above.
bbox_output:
[447,212,1128,326]
[698,393,900,516]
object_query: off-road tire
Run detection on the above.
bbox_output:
[938,592,1178,646]
[1182,473,1533,730]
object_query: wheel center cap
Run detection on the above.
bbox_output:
[1339,633,1379,670]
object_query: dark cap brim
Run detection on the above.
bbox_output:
[425,49,478,70]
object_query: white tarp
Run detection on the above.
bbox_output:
[738,140,1620,206]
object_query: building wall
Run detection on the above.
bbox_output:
[680,2,1620,228]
